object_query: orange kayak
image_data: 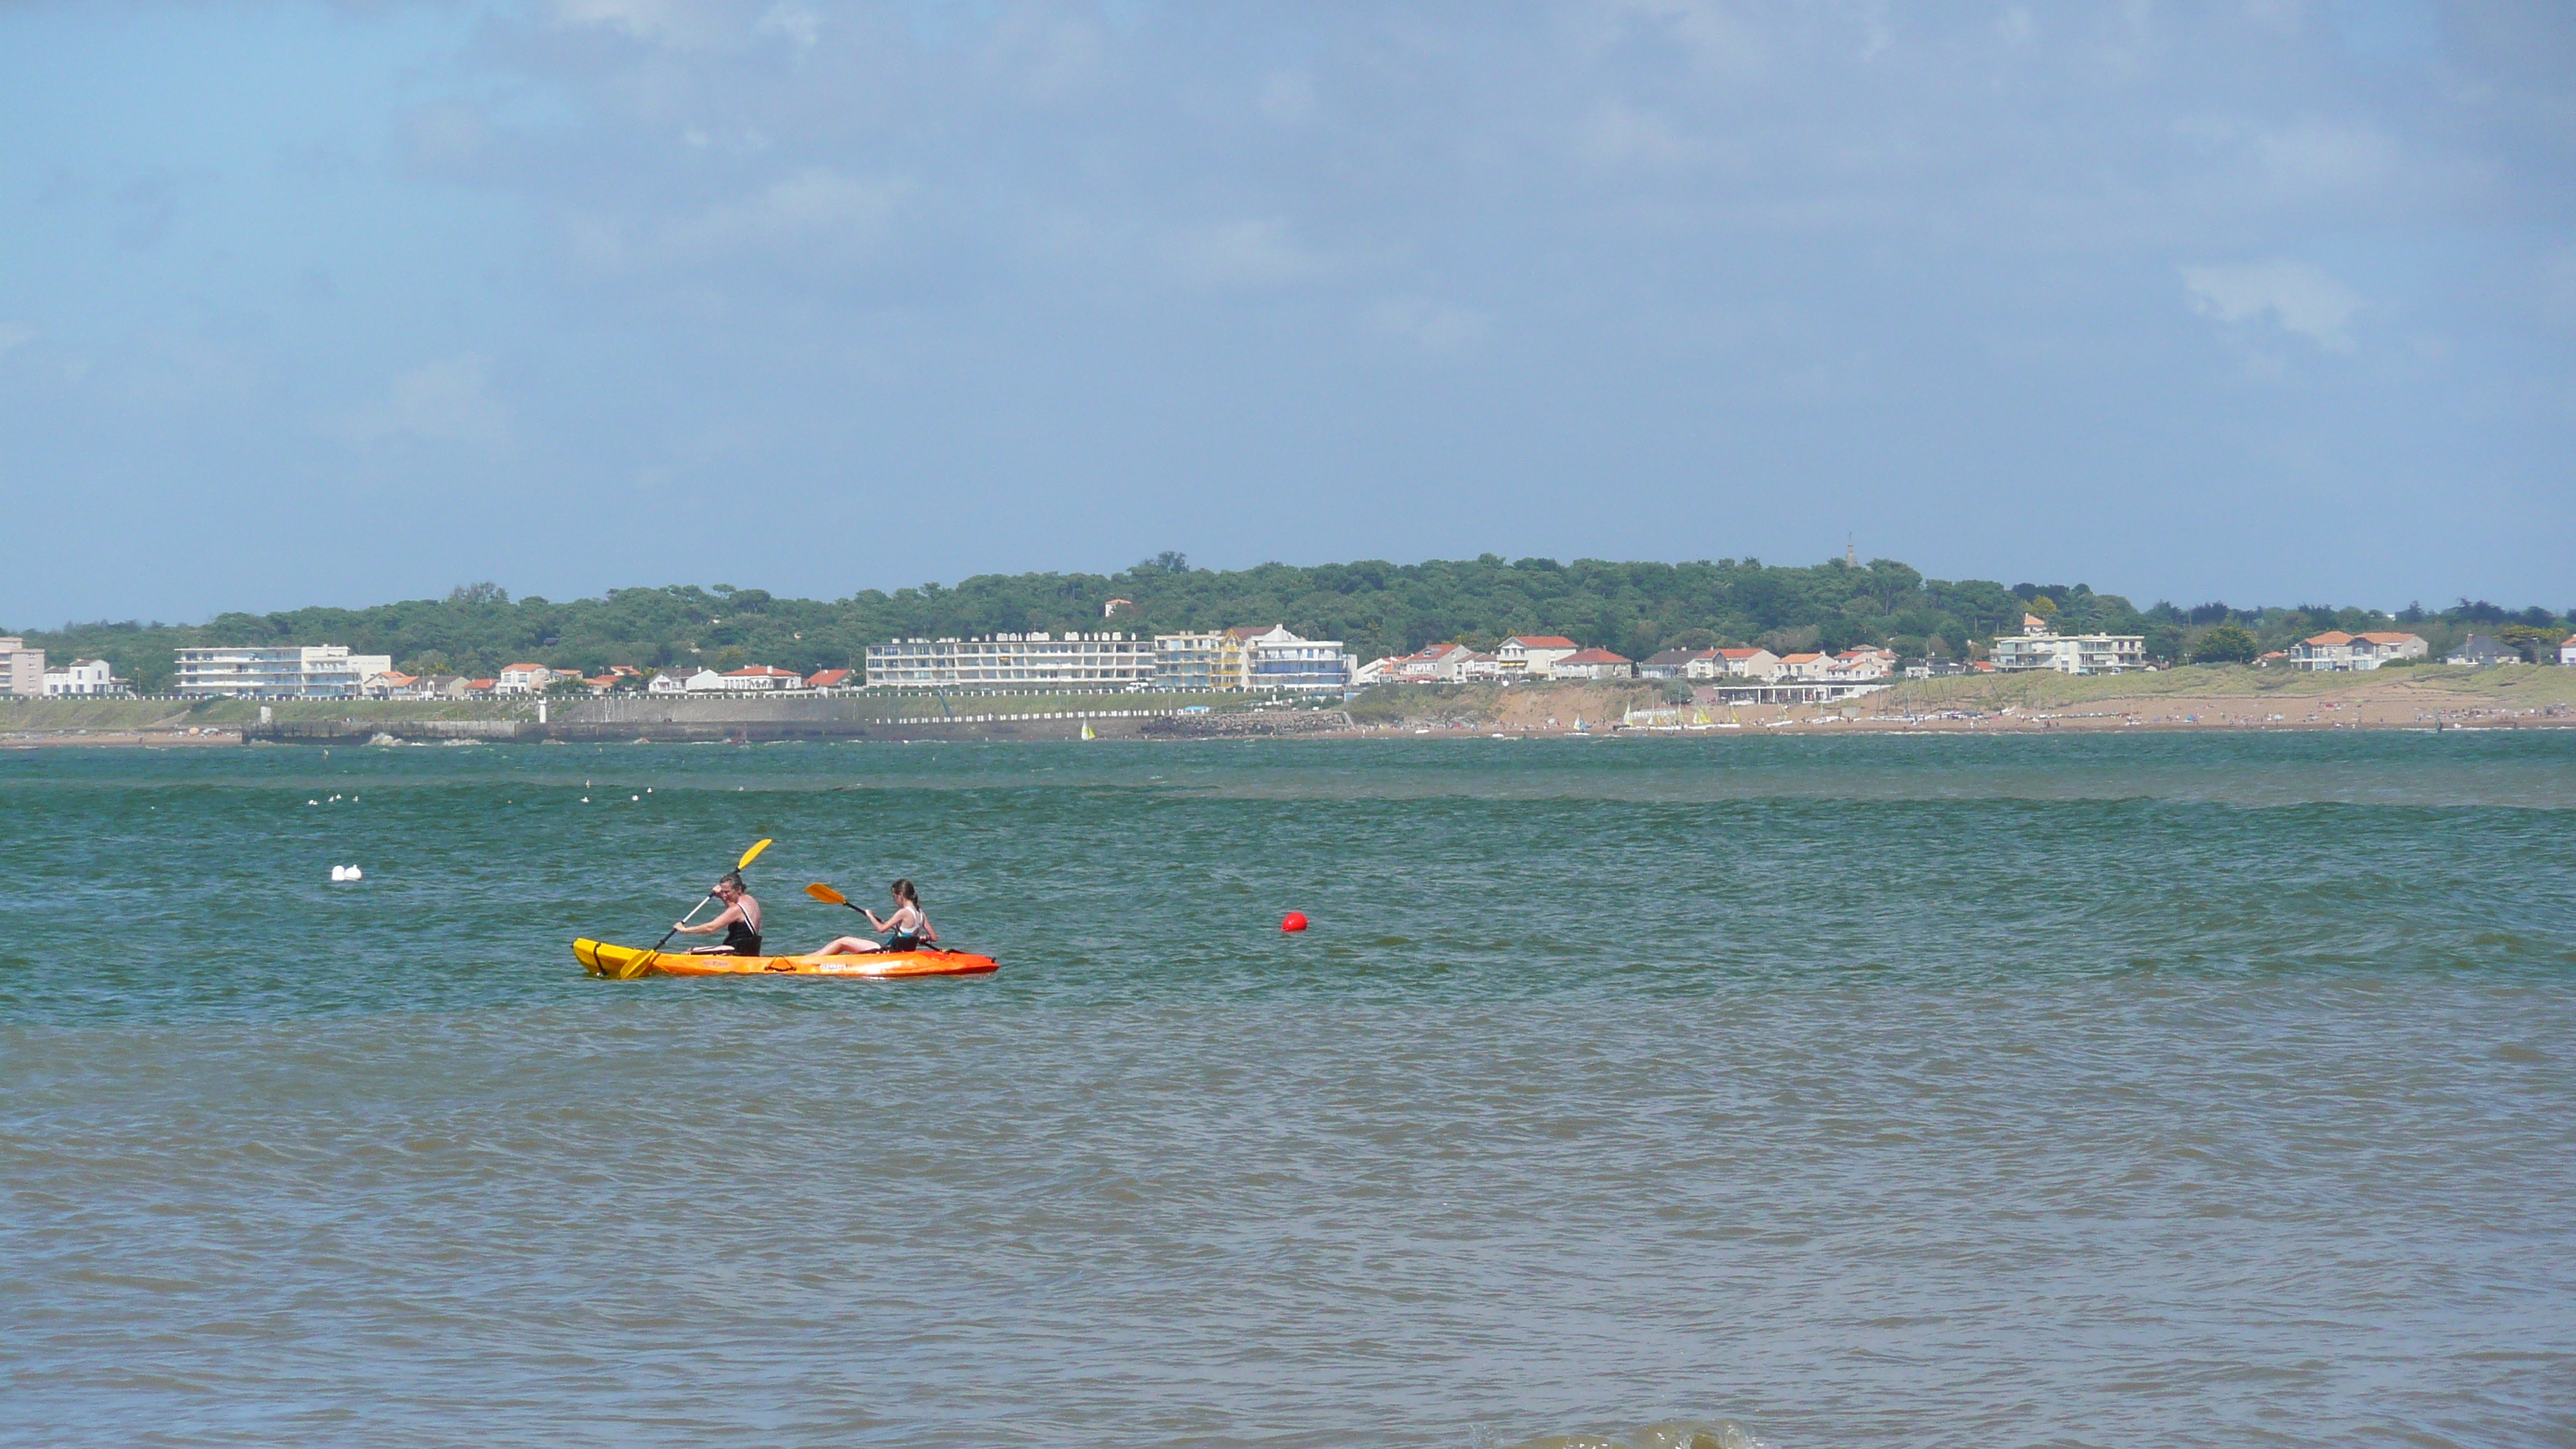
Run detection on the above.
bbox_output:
[574,937,999,980]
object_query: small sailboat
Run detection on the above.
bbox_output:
[1079,721,1096,740]
[1569,714,1589,736]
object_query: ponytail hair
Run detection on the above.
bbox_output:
[890,878,920,907]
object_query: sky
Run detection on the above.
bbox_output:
[2,0,2571,625]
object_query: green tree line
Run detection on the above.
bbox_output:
[11,557,2567,693]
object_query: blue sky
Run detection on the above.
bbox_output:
[2,0,2570,623]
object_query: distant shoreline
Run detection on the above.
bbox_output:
[5,664,2571,747]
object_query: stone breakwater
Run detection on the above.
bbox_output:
[1139,709,1355,738]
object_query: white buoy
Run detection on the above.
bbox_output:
[347,865,363,881]
[330,865,349,882]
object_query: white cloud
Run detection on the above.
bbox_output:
[666,168,906,259]
[1367,296,1492,353]
[569,169,909,276]
[1581,101,1697,168]
[755,2,820,53]
[1165,219,1322,289]
[1259,71,1315,125]
[0,322,36,356]
[340,355,510,446]
[2253,118,2395,199]
[2544,248,2576,329]
[550,0,726,49]
[1593,0,1765,75]
[2182,260,2363,351]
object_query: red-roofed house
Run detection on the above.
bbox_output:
[1703,646,1782,681]
[721,665,805,691]
[495,662,553,695]
[1497,635,1581,679]
[1777,651,1831,680]
[1551,648,1634,680]
[807,668,854,690]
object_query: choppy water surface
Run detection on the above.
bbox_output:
[4,733,2573,1447]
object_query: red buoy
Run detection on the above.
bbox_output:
[1281,911,1308,933]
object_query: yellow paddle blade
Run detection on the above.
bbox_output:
[806,882,847,905]
[737,838,774,871]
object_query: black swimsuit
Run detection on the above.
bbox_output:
[721,918,764,956]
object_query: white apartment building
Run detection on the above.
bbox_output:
[867,632,1156,693]
[1989,615,2146,675]
[43,658,118,695]
[2290,631,2427,671]
[173,646,392,698]
[0,638,44,697]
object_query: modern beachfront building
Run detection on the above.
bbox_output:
[1989,614,2146,675]
[0,638,44,697]
[2290,631,2428,671]
[866,632,1156,694]
[1236,625,1354,694]
[1153,631,1245,692]
[173,646,392,699]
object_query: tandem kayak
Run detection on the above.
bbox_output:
[574,938,999,980]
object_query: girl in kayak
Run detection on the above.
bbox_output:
[673,872,763,955]
[817,879,937,954]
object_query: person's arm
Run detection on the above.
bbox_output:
[675,902,744,935]
[862,908,890,931]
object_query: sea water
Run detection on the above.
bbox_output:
[2,733,2571,1447]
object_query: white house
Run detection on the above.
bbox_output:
[495,663,553,695]
[721,665,805,691]
[2293,631,2427,671]
[1776,651,1833,680]
[1638,648,1708,679]
[680,668,730,693]
[42,658,118,695]
[1496,635,1580,679]
[2562,638,2576,666]
[1817,646,1897,682]
[1405,642,1481,682]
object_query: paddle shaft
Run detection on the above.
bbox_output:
[635,893,717,975]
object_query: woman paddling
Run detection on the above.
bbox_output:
[817,879,937,955]
[671,872,763,955]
